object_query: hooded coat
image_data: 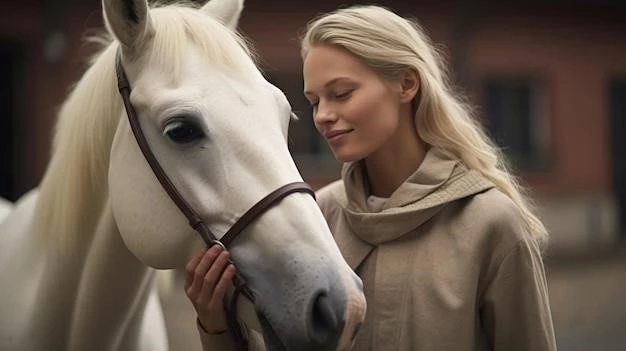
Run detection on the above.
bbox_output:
[199,147,557,351]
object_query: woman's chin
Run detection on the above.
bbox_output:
[330,149,363,163]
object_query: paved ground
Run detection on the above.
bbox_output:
[161,247,626,350]
[546,247,626,351]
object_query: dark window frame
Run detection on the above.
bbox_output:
[479,74,553,171]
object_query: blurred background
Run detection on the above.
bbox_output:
[0,0,625,350]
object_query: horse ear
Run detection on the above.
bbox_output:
[102,0,155,50]
[201,0,244,29]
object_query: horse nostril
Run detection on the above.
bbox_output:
[308,293,339,345]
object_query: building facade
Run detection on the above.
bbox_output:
[1,0,624,252]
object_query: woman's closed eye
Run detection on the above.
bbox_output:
[334,90,353,100]
[305,89,352,111]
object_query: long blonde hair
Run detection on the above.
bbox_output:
[300,5,548,245]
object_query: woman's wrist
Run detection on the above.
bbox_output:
[197,317,228,335]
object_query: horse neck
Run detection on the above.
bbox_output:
[21,43,156,349]
[30,201,154,350]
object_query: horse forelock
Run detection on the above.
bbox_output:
[147,4,259,84]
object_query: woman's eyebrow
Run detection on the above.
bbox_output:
[304,77,353,95]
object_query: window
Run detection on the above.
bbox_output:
[482,76,551,169]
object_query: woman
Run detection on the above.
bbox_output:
[187,5,557,350]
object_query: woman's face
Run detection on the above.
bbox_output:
[303,45,407,162]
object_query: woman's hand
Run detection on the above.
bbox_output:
[185,244,236,333]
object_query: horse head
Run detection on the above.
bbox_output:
[102,0,365,349]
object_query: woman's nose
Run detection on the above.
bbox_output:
[313,101,338,125]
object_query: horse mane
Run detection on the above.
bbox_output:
[35,2,258,253]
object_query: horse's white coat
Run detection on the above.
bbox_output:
[0,0,366,350]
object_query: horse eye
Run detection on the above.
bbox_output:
[163,119,204,144]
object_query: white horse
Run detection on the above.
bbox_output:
[0,0,366,350]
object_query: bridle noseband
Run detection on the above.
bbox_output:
[114,50,315,349]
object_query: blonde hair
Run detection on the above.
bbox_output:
[300,5,548,245]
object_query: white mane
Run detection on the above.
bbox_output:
[34,3,258,254]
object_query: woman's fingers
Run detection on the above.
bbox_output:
[198,260,236,333]
[184,248,206,292]
[183,246,237,334]
[185,245,222,299]
[197,251,231,306]
[212,264,236,305]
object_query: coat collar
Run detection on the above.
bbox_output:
[337,148,494,245]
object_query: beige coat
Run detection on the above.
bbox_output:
[199,148,557,350]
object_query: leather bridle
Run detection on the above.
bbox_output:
[114,50,315,350]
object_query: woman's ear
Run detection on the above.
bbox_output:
[399,69,420,103]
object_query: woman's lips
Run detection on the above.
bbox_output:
[324,129,352,143]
